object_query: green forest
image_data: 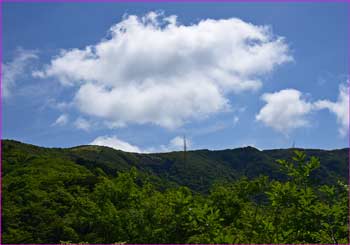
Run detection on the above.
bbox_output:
[2,140,349,244]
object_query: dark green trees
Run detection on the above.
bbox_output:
[2,150,348,244]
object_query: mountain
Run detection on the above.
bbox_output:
[2,139,348,192]
[2,139,348,244]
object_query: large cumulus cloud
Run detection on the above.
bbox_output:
[36,12,292,128]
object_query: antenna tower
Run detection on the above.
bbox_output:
[183,135,187,163]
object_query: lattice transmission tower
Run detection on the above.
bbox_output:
[183,135,187,163]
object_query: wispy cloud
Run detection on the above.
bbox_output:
[2,48,38,99]
[74,117,92,131]
[315,83,349,137]
[52,114,69,126]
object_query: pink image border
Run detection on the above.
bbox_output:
[0,0,349,244]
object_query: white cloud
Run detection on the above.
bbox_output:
[315,83,349,137]
[146,135,192,153]
[169,136,191,150]
[36,12,291,129]
[90,134,193,153]
[2,48,38,98]
[74,117,91,131]
[90,135,142,153]
[256,89,314,133]
[233,116,239,125]
[52,114,69,126]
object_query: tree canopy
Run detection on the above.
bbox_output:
[2,140,349,243]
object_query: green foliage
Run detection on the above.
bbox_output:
[2,142,349,244]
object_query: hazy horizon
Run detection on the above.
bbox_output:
[3,138,349,153]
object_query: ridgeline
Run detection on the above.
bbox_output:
[3,139,348,192]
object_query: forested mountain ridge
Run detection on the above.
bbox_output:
[2,139,348,192]
[2,139,348,243]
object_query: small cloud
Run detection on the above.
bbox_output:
[150,136,192,153]
[256,89,314,133]
[74,117,91,131]
[90,135,142,153]
[52,114,69,126]
[256,83,349,137]
[169,136,191,150]
[233,116,239,125]
[32,70,45,78]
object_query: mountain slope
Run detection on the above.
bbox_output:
[2,139,348,192]
[2,139,348,243]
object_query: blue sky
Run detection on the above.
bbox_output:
[2,2,349,152]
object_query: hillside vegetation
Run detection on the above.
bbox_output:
[2,140,349,243]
